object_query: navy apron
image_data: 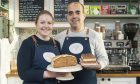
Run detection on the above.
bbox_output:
[32,36,59,84]
[60,29,97,84]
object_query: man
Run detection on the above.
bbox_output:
[55,2,109,84]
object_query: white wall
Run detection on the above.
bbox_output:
[0,0,20,84]
[0,38,11,84]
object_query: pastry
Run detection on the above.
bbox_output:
[81,53,97,64]
[51,54,77,68]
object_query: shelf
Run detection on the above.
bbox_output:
[15,22,70,28]
[0,6,8,11]
[53,22,70,28]
[86,15,140,19]
[85,0,139,2]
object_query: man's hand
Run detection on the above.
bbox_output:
[80,60,101,70]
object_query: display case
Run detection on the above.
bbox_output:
[0,16,9,38]
[0,0,9,38]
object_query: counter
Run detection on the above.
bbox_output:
[6,71,140,84]
[6,71,140,77]
[97,71,140,77]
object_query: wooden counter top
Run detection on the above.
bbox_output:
[6,71,140,78]
[97,71,140,77]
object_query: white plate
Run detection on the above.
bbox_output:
[80,62,99,69]
[47,64,83,72]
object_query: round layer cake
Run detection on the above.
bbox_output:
[51,54,77,68]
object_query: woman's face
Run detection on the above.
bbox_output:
[36,14,53,37]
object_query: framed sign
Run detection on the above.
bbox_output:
[19,0,44,22]
[14,0,82,28]
[15,0,49,28]
[54,0,79,22]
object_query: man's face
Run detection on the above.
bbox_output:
[67,3,85,29]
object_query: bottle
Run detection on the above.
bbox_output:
[100,25,106,39]
[10,50,17,74]
[95,26,100,32]
[115,21,120,31]
[94,22,100,30]
[10,57,17,73]
[95,26,103,39]
[117,31,124,40]
[114,21,121,40]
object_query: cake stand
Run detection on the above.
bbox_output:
[47,64,82,81]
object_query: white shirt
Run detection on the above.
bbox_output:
[55,27,109,69]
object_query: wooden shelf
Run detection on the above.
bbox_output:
[85,0,139,2]
[0,6,8,11]
[86,15,140,19]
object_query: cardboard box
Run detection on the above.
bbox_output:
[101,5,110,15]
[116,5,127,14]
[84,5,90,15]
[90,5,101,15]
[110,5,117,14]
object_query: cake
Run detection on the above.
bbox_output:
[51,54,77,68]
[81,53,97,64]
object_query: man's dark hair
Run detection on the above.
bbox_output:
[67,2,84,13]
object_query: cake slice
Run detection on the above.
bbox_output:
[81,53,97,64]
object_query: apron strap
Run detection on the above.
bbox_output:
[31,35,39,47]
[86,29,89,35]
[65,29,69,40]
[32,35,57,48]
[51,37,57,48]
[66,29,69,37]
[86,29,89,37]
[66,29,69,35]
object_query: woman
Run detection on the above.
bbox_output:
[17,10,65,84]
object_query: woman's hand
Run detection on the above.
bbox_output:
[43,71,68,79]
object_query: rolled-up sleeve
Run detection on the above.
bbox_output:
[90,32,109,69]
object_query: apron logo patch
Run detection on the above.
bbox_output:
[43,52,55,62]
[69,43,83,54]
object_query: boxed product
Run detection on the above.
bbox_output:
[101,5,110,15]
[116,5,127,14]
[84,5,90,15]
[127,4,138,15]
[110,5,117,14]
[90,5,101,15]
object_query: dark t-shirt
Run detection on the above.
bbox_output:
[17,35,60,83]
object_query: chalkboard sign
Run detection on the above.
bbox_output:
[54,0,79,22]
[19,0,44,22]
